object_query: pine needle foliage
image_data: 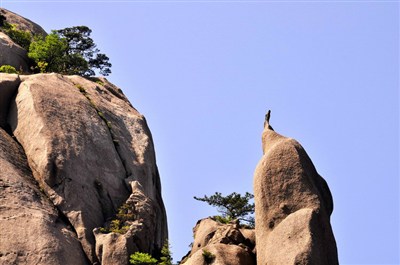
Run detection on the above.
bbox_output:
[194,192,255,226]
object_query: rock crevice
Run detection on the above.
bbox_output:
[1,73,168,265]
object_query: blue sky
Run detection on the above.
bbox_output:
[2,1,399,264]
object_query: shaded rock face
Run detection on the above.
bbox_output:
[0,73,20,128]
[253,113,338,265]
[0,128,88,265]
[1,73,167,264]
[0,8,46,72]
[0,32,29,72]
[181,218,256,265]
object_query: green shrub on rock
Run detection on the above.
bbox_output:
[129,252,158,265]
[0,65,18,74]
[159,239,173,265]
[1,23,32,50]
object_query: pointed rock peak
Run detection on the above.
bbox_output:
[254,112,338,265]
[261,110,287,155]
[264,110,274,131]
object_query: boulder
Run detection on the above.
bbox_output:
[7,73,167,264]
[0,73,20,129]
[253,111,338,265]
[0,127,88,265]
[181,218,255,265]
[0,32,29,72]
[183,244,254,265]
[0,8,47,36]
[94,231,131,265]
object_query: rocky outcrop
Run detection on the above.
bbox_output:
[253,111,338,265]
[0,32,29,72]
[181,217,256,265]
[94,181,160,264]
[0,8,47,36]
[0,73,167,264]
[0,128,88,265]
[0,8,46,72]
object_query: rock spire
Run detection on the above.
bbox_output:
[253,110,339,265]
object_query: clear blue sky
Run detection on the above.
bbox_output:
[2,1,398,264]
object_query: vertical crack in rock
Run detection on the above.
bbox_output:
[8,74,132,264]
[0,73,21,131]
[74,83,130,184]
[55,207,93,265]
[6,73,168,264]
[68,76,168,263]
[0,126,89,265]
[0,9,167,264]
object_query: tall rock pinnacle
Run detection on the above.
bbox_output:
[253,111,338,265]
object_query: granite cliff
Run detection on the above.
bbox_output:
[0,73,168,265]
[0,9,168,264]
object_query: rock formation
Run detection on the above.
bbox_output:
[0,73,168,264]
[181,217,256,265]
[0,127,88,265]
[0,8,47,36]
[0,32,29,72]
[253,111,338,265]
[0,8,45,72]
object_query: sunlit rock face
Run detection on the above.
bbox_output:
[253,112,338,265]
[181,217,256,265]
[1,73,168,264]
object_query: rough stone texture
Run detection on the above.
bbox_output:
[239,228,256,249]
[94,231,131,265]
[183,244,254,265]
[0,73,20,128]
[65,75,168,256]
[0,128,88,265]
[181,218,255,265]
[7,73,167,264]
[94,181,160,265]
[0,8,47,36]
[253,113,338,265]
[0,32,29,72]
